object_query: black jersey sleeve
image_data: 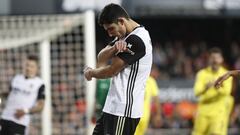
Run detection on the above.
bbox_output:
[117,34,146,65]
[37,84,45,100]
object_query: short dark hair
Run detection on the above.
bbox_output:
[98,3,130,26]
[27,54,39,62]
[209,47,222,55]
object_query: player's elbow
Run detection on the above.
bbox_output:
[96,62,107,68]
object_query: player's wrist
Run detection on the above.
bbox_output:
[88,69,94,78]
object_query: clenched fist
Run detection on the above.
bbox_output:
[84,67,93,81]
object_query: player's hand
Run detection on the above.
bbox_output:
[14,109,26,119]
[84,66,93,81]
[214,72,231,89]
[114,40,128,55]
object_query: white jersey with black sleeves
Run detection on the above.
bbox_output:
[103,26,152,118]
[1,74,45,126]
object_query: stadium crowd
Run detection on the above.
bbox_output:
[153,40,240,80]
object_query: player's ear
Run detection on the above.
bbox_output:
[117,18,125,25]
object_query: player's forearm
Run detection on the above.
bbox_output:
[228,70,240,77]
[28,100,44,114]
[195,81,215,97]
[199,88,221,102]
[90,65,119,79]
[195,86,210,97]
[97,46,117,67]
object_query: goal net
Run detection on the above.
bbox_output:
[0,11,96,135]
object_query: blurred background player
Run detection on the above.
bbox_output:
[192,47,233,135]
[0,55,45,135]
[134,65,161,135]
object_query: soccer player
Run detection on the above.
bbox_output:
[134,65,161,135]
[192,47,233,135]
[0,55,45,135]
[84,3,152,135]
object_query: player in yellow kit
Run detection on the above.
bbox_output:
[192,47,233,135]
[134,65,161,135]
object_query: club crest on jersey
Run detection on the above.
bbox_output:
[126,43,135,55]
[127,43,133,49]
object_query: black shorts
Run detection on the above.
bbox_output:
[93,112,140,135]
[0,119,26,135]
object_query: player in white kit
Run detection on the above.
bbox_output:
[84,3,152,135]
[0,55,45,135]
